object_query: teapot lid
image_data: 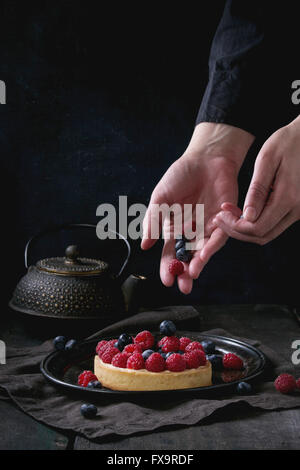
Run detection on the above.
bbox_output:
[36,245,109,276]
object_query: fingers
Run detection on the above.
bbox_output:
[160,237,193,294]
[242,147,279,222]
[177,269,193,295]
[215,210,258,242]
[143,198,194,294]
[221,202,243,218]
[160,238,176,287]
[188,229,228,279]
[200,228,228,263]
[217,180,291,239]
[216,209,296,245]
[141,203,161,250]
[188,237,209,279]
[247,191,289,236]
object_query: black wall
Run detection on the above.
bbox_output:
[2,1,300,309]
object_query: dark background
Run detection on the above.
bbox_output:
[1,0,299,311]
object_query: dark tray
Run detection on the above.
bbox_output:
[40,332,266,398]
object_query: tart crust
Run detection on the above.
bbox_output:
[94,355,212,391]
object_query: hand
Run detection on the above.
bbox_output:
[141,123,254,294]
[215,116,300,245]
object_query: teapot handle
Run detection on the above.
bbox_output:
[24,223,131,278]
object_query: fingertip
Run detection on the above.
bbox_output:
[140,239,147,250]
[243,206,257,222]
[221,202,234,210]
[179,283,193,295]
[141,238,156,250]
[177,270,193,294]
[214,212,223,224]
[189,270,199,280]
[161,272,175,287]
[217,210,239,224]
[189,260,204,279]
[221,202,242,217]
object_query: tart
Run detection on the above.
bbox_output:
[92,322,213,391]
[94,354,212,391]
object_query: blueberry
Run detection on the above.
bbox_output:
[80,403,97,418]
[175,239,185,251]
[236,382,252,395]
[207,354,223,370]
[119,333,132,343]
[142,349,154,360]
[166,352,175,359]
[87,380,102,389]
[177,350,184,355]
[176,247,192,263]
[53,336,67,351]
[114,341,119,349]
[160,353,167,359]
[64,339,78,351]
[202,340,216,354]
[159,320,176,336]
[117,333,133,351]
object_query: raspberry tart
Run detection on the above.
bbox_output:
[93,322,212,391]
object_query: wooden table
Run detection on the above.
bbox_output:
[1,304,299,450]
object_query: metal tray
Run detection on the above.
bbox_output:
[40,332,266,398]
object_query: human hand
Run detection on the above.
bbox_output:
[141,123,254,294]
[214,116,300,245]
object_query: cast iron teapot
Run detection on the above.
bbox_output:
[9,224,145,320]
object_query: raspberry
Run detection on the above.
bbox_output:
[111,352,130,368]
[222,353,244,370]
[123,343,143,355]
[161,336,180,353]
[96,339,117,356]
[96,340,108,355]
[297,378,300,390]
[101,346,119,364]
[127,352,145,370]
[106,339,118,348]
[274,374,297,394]
[166,353,186,372]
[168,259,184,276]
[145,352,166,372]
[78,370,98,387]
[185,341,204,353]
[179,337,191,351]
[134,330,155,350]
[157,336,168,348]
[184,349,206,369]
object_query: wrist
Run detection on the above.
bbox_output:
[184,122,255,172]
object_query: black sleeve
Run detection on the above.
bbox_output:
[196,0,267,137]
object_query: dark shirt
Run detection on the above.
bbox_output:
[196,0,299,138]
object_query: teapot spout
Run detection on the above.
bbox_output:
[121,274,147,316]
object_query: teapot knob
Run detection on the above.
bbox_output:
[65,245,79,263]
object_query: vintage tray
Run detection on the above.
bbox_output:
[40,332,267,398]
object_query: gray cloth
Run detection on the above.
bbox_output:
[0,306,299,441]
